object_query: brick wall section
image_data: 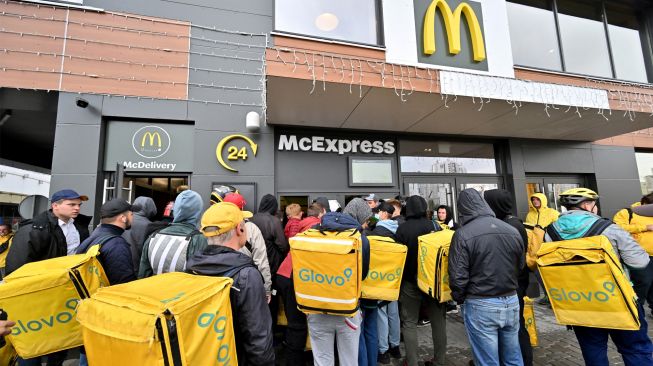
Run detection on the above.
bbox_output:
[0,0,190,99]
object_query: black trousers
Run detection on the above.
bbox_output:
[276,274,308,366]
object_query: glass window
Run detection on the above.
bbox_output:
[275,0,381,45]
[400,141,497,174]
[636,152,653,195]
[557,0,613,78]
[606,4,648,83]
[507,1,562,71]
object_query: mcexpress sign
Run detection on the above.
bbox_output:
[278,135,395,155]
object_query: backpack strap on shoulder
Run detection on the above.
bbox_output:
[546,225,564,242]
[584,218,613,237]
[626,207,633,224]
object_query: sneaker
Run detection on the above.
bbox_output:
[389,345,402,359]
[445,302,458,314]
[378,352,391,364]
[417,319,430,327]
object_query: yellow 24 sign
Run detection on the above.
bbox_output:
[216,134,258,172]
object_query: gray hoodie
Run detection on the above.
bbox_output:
[123,196,157,272]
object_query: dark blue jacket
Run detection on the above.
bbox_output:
[77,224,136,285]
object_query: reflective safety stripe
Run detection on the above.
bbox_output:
[295,292,358,304]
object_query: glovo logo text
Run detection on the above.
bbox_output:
[419,246,428,275]
[11,298,78,336]
[197,311,232,366]
[549,281,617,303]
[368,268,402,282]
[87,264,108,288]
[422,0,486,62]
[298,268,353,286]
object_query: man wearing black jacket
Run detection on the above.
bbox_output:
[188,202,274,366]
[250,194,289,274]
[484,189,533,366]
[395,196,445,366]
[449,189,524,366]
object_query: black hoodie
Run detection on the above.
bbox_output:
[396,196,440,285]
[187,245,274,366]
[250,194,289,273]
[448,189,525,303]
[484,189,530,291]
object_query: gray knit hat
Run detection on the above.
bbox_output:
[343,198,373,225]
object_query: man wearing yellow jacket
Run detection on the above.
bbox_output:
[524,193,560,228]
[614,193,653,315]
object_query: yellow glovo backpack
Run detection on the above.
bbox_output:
[0,242,109,359]
[417,229,455,302]
[290,212,366,316]
[77,272,236,366]
[361,236,407,302]
[537,219,640,330]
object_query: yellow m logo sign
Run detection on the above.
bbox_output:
[423,0,486,62]
[141,132,162,148]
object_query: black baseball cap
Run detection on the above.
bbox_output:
[100,198,141,219]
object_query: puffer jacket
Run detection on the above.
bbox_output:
[396,196,440,285]
[250,195,289,274]
[77,224,136,285]
[524,193,559,228]
[547,210,649,272]
[448,189,524,304]
[614,202,653,256]
[6,210,92,275]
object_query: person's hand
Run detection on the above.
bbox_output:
[0,320,16,336]
[266,295,272,304]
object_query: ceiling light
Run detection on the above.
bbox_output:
[315,13,339,32]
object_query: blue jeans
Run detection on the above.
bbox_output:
[358,306,379,366]
[573,303,653,366]
[463,295,523,366]
[378,301,401,353]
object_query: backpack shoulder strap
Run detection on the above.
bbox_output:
[626,207,633,224]
[584,218,613,237]
[546,225,563,242]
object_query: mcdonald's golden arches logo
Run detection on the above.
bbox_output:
[422,0,486,62]
[132,126,171,159]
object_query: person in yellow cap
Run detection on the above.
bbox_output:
[187,202,274,366]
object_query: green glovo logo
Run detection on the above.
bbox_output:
[419,246,428,275]
[549,281,617,303]
[369,268,402,282]
[12,298,78,336]
[197,311,232,366]
[298,268,353,286]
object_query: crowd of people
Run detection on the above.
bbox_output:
[1,184,653,366]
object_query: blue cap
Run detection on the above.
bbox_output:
[51,189,88,202]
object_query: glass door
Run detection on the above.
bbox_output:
[457,177,502,196]
[403,177,456,218]
[526,176,584,212]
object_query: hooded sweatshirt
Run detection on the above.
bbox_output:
[123,196,157,272]
[368,219,399,240]
[343,198,372,226]
[187,246,274,366]
[449,189,524,303]
[484,189,530,290]
[525,193,559,227]
[396,196,439,284]
[250,194,289,273]
[138,190,208,278]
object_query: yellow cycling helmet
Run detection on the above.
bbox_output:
[559,188,599,207]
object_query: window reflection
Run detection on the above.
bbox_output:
[507,2,562,71]
[275,0,380,45]
[400,141,497,174]
[558,13,612,78]
[636,152,653,194]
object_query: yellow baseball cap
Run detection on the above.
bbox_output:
[201,202,253,237]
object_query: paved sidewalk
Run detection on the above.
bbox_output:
[382,303,653,366]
